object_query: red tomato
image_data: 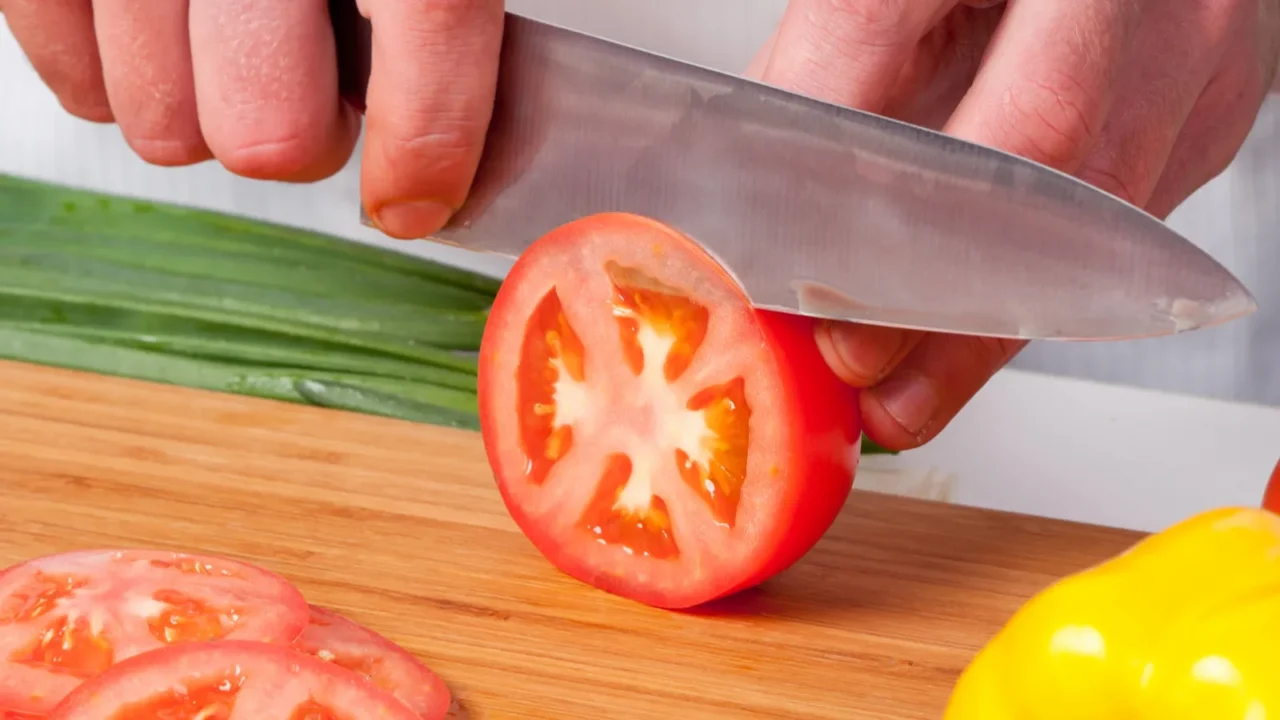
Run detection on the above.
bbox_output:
[0,549,308,716]
[477,213,862,609]
[48,640,422,720]
[1263,457,1280,514]
[293,605,451,719]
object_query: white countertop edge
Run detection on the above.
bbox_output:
[871,367,1280,533]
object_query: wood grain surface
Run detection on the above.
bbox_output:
[0,359,1144,719]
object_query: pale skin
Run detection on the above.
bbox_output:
[5,0,1277,451]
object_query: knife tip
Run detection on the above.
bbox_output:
[1161,285,1258,334]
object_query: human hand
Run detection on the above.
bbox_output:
[0,0,503,240]
[747,0,1280,451]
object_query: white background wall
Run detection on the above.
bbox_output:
[2,1,1278,532]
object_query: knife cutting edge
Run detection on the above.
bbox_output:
[329,4,1257,342]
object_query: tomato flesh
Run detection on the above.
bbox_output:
[292,605,451,720]
[112,669,241,719]
[478,213,862,609]
[48,641,421,720]
[0,550,309,716]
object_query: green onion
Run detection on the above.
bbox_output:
[0,173,494,425]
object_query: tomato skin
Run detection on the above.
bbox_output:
[477,213,862,609]
[723,307,862,597]
[293,605,451,720]
[47,641,422,720]
[1263,458,1280,515]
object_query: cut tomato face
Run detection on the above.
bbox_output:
[477,213,862,609]
[48,640,423,720]
[293,605,451,719]
[0,549,309,716]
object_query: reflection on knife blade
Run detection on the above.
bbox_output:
[332,10,1256,342]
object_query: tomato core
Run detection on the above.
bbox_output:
[4,573,114,677]
[580,453,679,559]
[514,260,759,562]
[147,590,238,644]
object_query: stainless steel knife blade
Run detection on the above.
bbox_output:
[333,9,1257,342]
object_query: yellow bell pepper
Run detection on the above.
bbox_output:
[944,505,1280,720]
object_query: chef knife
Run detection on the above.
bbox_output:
[328,3,1256,342]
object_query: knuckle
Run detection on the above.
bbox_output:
[1195,61,1267,176]
[370,114,485,191]
[422,0,480,16]
[211,111,353,181]
[217,134,324,180]
[388,117,478,157]
[984,70,1103,169]
[125,136,211,167]
[1076,162,1146,206]
[822,0,916,41]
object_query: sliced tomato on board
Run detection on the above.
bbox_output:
[1263,457,1280,514]
[48,640,422,720]
[477,213,862,609]
[0,549,308,716]
[293,605,451,719]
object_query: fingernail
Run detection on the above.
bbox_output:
[872,374,938,437]
[373,200,453,239]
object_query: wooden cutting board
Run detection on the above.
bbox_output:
[0,359,1143,719]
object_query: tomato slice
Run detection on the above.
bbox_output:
[477,213,862,609]
[1263,457,1280,515]
[0,549,309,715]
[47,640,423,720]
[293,605,451,719]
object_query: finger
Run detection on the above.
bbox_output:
[92,0,210,166]
[1072,1,1235,207]
[3,0,112,122]
[189,0,360,182]
[854,0,1149,449]
[880,4,1006,130]
[758,0,959,112]
[743,27,779,79]
[863,334,1025,450]
[359,0,505,240]
[815,321,924,388]
[1146,49,1274,220]
[943,0,1148,172]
